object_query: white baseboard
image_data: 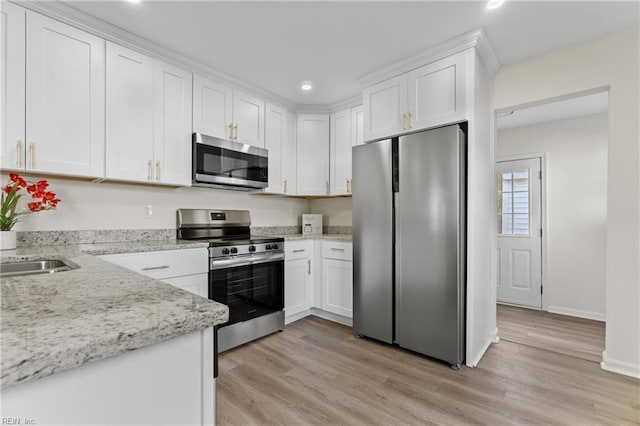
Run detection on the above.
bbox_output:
[601,351,640,379]
[310,308,353,327]
[491,327,500,343]
[547,305,605,322]
[285,309,312,325]
[466,336,494,368]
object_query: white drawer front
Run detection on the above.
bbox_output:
[101,248,208,279]
[322,241,352,261]
[285,240,313,260]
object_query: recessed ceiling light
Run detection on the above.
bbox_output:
[301,83,313,91]
[486,0,505,9]
[125,0,141,4]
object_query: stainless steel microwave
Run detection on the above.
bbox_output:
[192,133,268,191]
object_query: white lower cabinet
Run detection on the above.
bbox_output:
[321,241,353,318]
[284,239,353,324]
[284,241,314,322]
[100,248,208,298]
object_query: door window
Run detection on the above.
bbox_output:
[497,169,530,236]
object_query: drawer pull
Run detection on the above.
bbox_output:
[292,249,306,253]
[141,265,170,271]
[330,248,345,252]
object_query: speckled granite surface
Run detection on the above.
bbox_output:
[17,229,176,247]
[282,234,352,242]
[0,242,227,389]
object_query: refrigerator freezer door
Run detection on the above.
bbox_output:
[396,126,465,365]
[352,139,394,343]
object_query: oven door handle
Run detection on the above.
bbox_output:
[210,252,284,270]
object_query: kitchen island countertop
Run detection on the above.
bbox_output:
[0,240,227,389]
[281,234,352,242]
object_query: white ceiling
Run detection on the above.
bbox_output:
[497,91,609,130]
[61,1,639,106]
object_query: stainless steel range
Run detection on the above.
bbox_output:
[177,209,285,352]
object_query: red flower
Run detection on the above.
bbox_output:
[4,184,12,194]
[9,173,27,188]
[27,202,42,212]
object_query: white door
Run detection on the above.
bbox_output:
[496,157,543,308]
[153,60,192,186]
[264,103,286,193]
[0,1,25,171]
[296,114,329,195]
[192,75,233,140]
[363,74,407,141]
[26,11,105,177]
[105,42,154,183]
[329,108,352,195]
[232,90,264,147]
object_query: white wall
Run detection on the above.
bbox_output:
[493,25,640,378]
[498,113,608,320]
[309,197,352,226]
[3,175,309,231]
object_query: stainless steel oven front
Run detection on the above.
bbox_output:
[192,133,268,191]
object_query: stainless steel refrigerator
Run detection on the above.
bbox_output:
[353,124,466,368]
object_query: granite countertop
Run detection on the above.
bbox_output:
[282,234,352,242]
[0,241,227,389]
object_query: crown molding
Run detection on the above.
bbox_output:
[330,94,363,113]
[14,0,298,111]
[356,27,501,88]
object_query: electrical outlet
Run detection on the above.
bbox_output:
[145,205,153,218]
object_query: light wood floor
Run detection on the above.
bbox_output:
[496,304,605,363]
[217,316,639,426]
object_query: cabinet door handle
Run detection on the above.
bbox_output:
[228,123,234,140]
[147,160,153,181]
[141,265,170,271]
[307,259,311,275]
[233,124,239,141]
[16,140,22,168]
[155,160,161,181]
[28,142,34,169]
[347,178,352,193]
[292,249,306,253]
[408,112,413,129]
[326,180,329,195]
[284,179,288,193]
[401,113,407,131]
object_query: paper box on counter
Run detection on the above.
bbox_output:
[302,214,323,235]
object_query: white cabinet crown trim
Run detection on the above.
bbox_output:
[355,27,499,88]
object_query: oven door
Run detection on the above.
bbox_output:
[209,253,284,326]
[193,134,268,189]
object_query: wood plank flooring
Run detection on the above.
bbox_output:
[217,316,639,426]
[496,304,605,363]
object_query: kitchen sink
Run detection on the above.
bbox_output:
[0,259,76,278]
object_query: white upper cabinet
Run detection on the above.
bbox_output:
[0,1,25,171]
[25,11,105,177]
[363,74,407,142]
[329,108,352,196]
[283,110,297,195]
[105,42,154,182]
[106,42,192,186]
[153,60,192,186]
[407,51,467,131]
[264,103,286,193]
[192,75,233,140]
[363,52,467,141]
[193,75,265,148]
[232,90,265,147]
[296,114,329,196]
[351,106,364,147]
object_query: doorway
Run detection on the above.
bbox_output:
[494,90,609,362]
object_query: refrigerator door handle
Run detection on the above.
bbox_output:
[394,191,401,344]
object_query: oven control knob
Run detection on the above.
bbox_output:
[271,243,278,250]
[230,247,238,254]
[221,248,229,255]
[265,244,272,250]
[248,245,256,252]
